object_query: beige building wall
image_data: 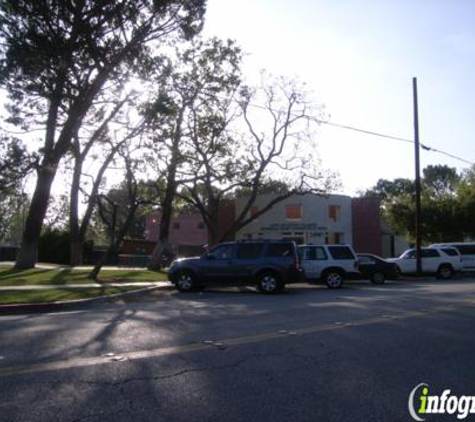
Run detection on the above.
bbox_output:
[235,193,353,245]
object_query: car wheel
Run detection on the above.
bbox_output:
[371,271,386,284]
[175,270,198,292]
[257,272,282,294]
[323,270,344,289]
[437,265,453,280]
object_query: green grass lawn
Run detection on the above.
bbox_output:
[0,267,169,305]
[0,286,144,305]
[0,267,168,286]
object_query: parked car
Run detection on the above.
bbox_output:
[356,253,399,284]
[430,243,475,272]
[168,239,303,294]
[298,244,359,289]
[387,247,462,279]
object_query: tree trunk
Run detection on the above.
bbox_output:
[70,240,84,267]
[88,202,138,280]
[88,247,115,281]
[206,197,220,247]
[148,119,182,270]
[148,199,174,270]
[69,146,83,266]
[14,164,57,269]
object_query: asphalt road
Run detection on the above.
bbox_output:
[1,278,475,422]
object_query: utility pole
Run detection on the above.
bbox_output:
[413,77,422,275]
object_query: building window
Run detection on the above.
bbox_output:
[328,205,341,222]
[326,232,344,244]
[172,222,180,230]
[286,204,302,220]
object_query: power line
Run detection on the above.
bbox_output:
[321,119,474,166]
[245,100,473,165]
[317,119,414,144]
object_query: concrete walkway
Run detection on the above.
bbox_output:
[0,262,149,271]
[0,281,173,291]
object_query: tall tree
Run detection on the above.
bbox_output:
[143,37,242,269]
[458,165,475,239]
[87,150,157,279]
[68,93,146,265]
[0,0,206,269]
[364,166,468,243]
[180,73,335,244]
[422,164,460,198]
[364,178,415,204]
[0,136,35,242]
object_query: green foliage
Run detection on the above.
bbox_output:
[365,165,475,243]
[38,228,70,264]
[364,178,415,201]
[423,165,460,198]
[0,136,35,194]
[0,0,206,269]
[458,166,475,237]
[0,136,33,242]
[0,0,206,126]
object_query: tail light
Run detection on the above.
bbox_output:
[294,256,300,270]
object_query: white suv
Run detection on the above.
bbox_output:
[387,247,462,279]
[298,244,359,289]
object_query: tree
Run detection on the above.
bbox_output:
[422,164,460,198]
[364,178,415,204]
[68,93,146,265]
[0,135,35,242]
[458,165,475,239]
[180,73,335,245]
[143,37,242,269]
[0,0,206,269]
[87,151,156,280]
[364,166,467,244]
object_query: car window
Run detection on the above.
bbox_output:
[298,246,327,260]
[455,244,475,255]
[208,244,234,260]
[421,249,440,258]
[237,243,264,259]
[402,250,416,259]
[441,248,459,257]
[358,255,374,264]
[267,243,294,257]
[328,246,354,260]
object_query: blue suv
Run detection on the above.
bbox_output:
[168,240,302,293]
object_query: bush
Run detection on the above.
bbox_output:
[38,229,70,264]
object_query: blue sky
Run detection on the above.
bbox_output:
[203,0,475,194]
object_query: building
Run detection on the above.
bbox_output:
[144,195,407,259]
[145,211,208,256]
[235,194,353,245]
[236,194,407,257]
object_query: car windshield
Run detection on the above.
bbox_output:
[400,250,415,259]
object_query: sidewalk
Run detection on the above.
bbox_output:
[0,263,174,314]
[0,261,149,271]
[0,281,172,291]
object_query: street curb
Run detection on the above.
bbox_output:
[0,284,175,315]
